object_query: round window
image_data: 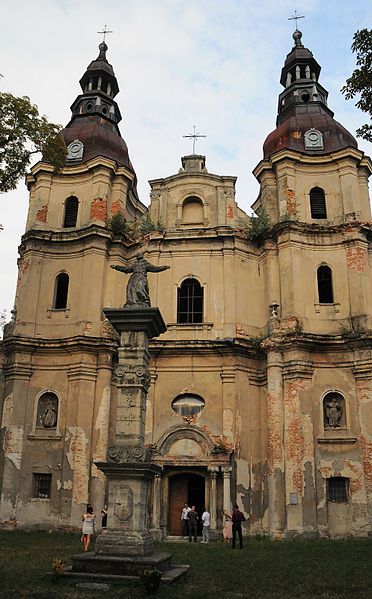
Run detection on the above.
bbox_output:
[86,102,93,112]
[172,394,205,417]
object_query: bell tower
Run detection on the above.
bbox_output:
[0,42,146,526]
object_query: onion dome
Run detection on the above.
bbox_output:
[263,30,357,159]
[60,42,135,172]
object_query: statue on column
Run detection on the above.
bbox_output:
[111,253,170,308]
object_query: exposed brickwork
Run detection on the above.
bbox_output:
[267,391,283,476]
[36,205,48,222]
[356,380,372,492]
[90,197,107,222]
[287,189,297,215]
[66,427,89,505]
[111,200,125,217]
[284,379,311,495]
[226,205,234,218]
[17,258,30,282]
[346,247,368,273]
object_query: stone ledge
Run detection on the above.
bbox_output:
[317,437,357,445]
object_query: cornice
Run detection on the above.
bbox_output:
[2,335,117,356]
[253,146,372,180]
[27,156,136,188]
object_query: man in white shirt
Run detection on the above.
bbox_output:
[201,508,210,543]
[180,502,191,538]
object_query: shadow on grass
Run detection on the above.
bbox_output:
[0,531,371,598]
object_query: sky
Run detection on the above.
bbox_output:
[1,0,372,320]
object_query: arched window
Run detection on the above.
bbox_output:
[63,196,79,227]
[317,265,333,303]
[172,394,205,417]
[182,196,204,224]
[310,187,327,219]
[36,392,58,429]
[323,392,346,429]
[177,278,203,323]
[54,273,69,309]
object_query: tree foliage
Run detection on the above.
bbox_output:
[341,28,372,142]
[0,93,66,193]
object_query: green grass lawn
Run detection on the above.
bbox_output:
[0,530,371,598]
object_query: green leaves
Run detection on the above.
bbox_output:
[0,92,66,193]
[341,29,372,142]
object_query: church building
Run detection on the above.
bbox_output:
[1,29,372,539]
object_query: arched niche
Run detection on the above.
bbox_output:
[181,196,204,224]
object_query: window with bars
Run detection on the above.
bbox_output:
[317,265,334,303]
[327,477,349,503]
[63,196,79,227]
[53,273,69,309]
[310,187,327,219]
[177,278,203,324]
[33,473,52,499]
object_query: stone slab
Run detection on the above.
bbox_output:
[71,551,172,577]
[64,563,189,584]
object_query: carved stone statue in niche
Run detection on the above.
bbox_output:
[111,253,170,308]
[37,394,58,429]
[324,394,344,428]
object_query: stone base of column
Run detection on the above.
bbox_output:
[94,461,161,557]
[149,527,163,541]
[95,529,154,557]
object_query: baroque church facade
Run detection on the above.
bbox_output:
[1,30,372,539]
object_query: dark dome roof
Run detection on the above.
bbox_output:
[61,115,135,171]
[263,105,357,159]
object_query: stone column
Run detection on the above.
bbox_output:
[221,466,232,514]
[150,473,162,540]
[95,307,166,557]
[208,466,219,530]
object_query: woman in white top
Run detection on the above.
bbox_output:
[81,505,95,552]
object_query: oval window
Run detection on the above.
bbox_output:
[172,394,205,417]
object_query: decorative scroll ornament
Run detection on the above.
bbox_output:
[114,365,151,390]
[108,445,146,463]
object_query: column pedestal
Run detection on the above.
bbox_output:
[70,307,189,581]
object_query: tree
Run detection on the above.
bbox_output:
[0,93,66,193]
[341,28,372,142]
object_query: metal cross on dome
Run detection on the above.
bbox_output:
[97,25,113,43]
[183,126,207,155]
[288,10,305,30]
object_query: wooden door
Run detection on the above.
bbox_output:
[169,476,188,535]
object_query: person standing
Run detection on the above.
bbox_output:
[223,511,233,543]
[101,504,108,528]
[81,505,95,552]
[201,508,210,543]
[187,505,199,542]
[232,503,246,549]
[180,502,191,538]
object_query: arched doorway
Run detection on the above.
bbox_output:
[168,473,205,536]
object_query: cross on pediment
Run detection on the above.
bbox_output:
[183,126,207,155]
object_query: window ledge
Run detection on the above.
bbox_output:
[317,437,357,445]
[315,303,340,313]
[28,432,62,441]
[167,322,213,331]
[47,308,70,319]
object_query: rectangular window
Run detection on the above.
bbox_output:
[33,473,52,499]
[327,477,348,503]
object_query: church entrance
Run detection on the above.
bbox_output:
[168,473,205,536]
